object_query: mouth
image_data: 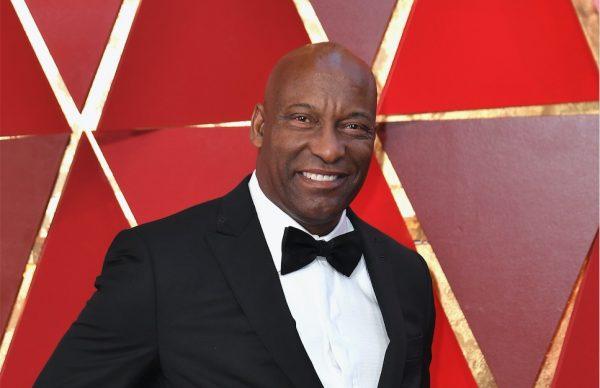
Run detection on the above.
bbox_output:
[301,171,340,182]
[296,170,348,188]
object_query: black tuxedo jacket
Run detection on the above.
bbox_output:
[36,176,435,388]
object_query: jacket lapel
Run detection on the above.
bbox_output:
[205,177,323,388]
[348,209,407,388]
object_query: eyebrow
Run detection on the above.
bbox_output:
[346,111,374,121]
[285,103,315,110]
[285,103,374,121]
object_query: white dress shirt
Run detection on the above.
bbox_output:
[248,172,389,388]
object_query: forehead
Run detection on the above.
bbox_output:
[272,63,376,112]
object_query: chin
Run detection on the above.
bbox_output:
[295,203,344,226]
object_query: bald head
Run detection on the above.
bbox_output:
[264,42,377,111]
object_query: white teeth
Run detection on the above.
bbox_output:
[302,172,338,181]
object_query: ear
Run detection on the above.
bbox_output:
[250,104,265,148]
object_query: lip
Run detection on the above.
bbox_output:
[300,169,347,176]
[295,169,348,190]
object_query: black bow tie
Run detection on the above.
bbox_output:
[281,226,363,277]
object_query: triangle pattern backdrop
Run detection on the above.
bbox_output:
[1,0,598,387]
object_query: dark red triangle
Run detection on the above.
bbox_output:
[25,0,123,109]
[0,133,69,331]
[310,0,397,64]
[383,114,599,386]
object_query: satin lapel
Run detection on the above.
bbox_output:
[205,178,323,388]
[349,210,407,388]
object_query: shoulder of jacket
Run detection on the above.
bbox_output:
[123,196,223,243]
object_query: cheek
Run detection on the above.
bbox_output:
[349,143,374,172]
[270,131,306,172]
[263,142,297,185]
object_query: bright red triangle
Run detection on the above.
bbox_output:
[0,1,70,135]
[380,0,599,114]
[98,1,311,131]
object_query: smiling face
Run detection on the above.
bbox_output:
[250,43,377,236]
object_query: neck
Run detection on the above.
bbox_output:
[254,171,343,237]
[299,217,340,237]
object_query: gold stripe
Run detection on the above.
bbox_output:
[122,120,252,131]
[10,0,80,131]
[0,131,82,370]
[79,0,141,132]
[291,0,328,43]
[572,0,599,65]
[374,137,416,218]
[77,0,140,225]
[374,137,498,387]
[371,0,415,97]
[28,132,82,261]
[85,131,137,227]
[417,242,497,387]
[0,263,35,369]
[377,101,599,123]
[189,120,251,128]
[532,239,593,387]
[0,135,32,141]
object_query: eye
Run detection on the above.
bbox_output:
[343,122,369,131]
[341,122,375,138]
[288,114,315,126]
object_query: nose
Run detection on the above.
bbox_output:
[309,124,345,164]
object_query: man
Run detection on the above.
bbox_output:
[36,42,434,388]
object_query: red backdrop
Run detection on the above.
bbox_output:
[1,0,598,387]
